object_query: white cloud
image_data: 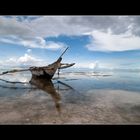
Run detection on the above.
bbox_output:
[73,61,99,69]
[0,16,33,36]
[45,41,66,50]
[26,16,89,37]
[89,61,99,69]
[1,16,140,52]
[86,30,140,52]
[21,16,140,37]
[17,53,40,64]
[0,54,45,68]
[0,36,65,50]
[0,16,67,50]
[0,16,88,38]
[1,16,140,38]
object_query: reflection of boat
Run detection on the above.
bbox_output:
[0,75,78,113]
[29,75,62,113]
[0,47,75,80]
[29,75,79,113]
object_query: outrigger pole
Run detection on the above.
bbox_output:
[0,68,30,76]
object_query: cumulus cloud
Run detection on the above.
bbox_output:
[86,30,140,52]
[0,54,45,67]
[17,53,40,64]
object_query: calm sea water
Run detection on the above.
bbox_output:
[0,70,140,124]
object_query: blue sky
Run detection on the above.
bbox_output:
[0,16,140,70]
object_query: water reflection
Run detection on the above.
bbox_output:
[29,76,62,114]
[0,75,78,114]
[0,71,140,123]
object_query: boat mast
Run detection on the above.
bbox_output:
[56,47,69,63]
[59,47,69,58]
[56,47,69,78]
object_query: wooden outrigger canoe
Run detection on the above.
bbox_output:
[29,57,62,79]
[0,47,75,79]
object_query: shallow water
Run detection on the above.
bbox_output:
[0,70,140,124]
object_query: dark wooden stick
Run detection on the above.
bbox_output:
[0,68,30,76]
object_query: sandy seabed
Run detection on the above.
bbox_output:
[0,89,139,124]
